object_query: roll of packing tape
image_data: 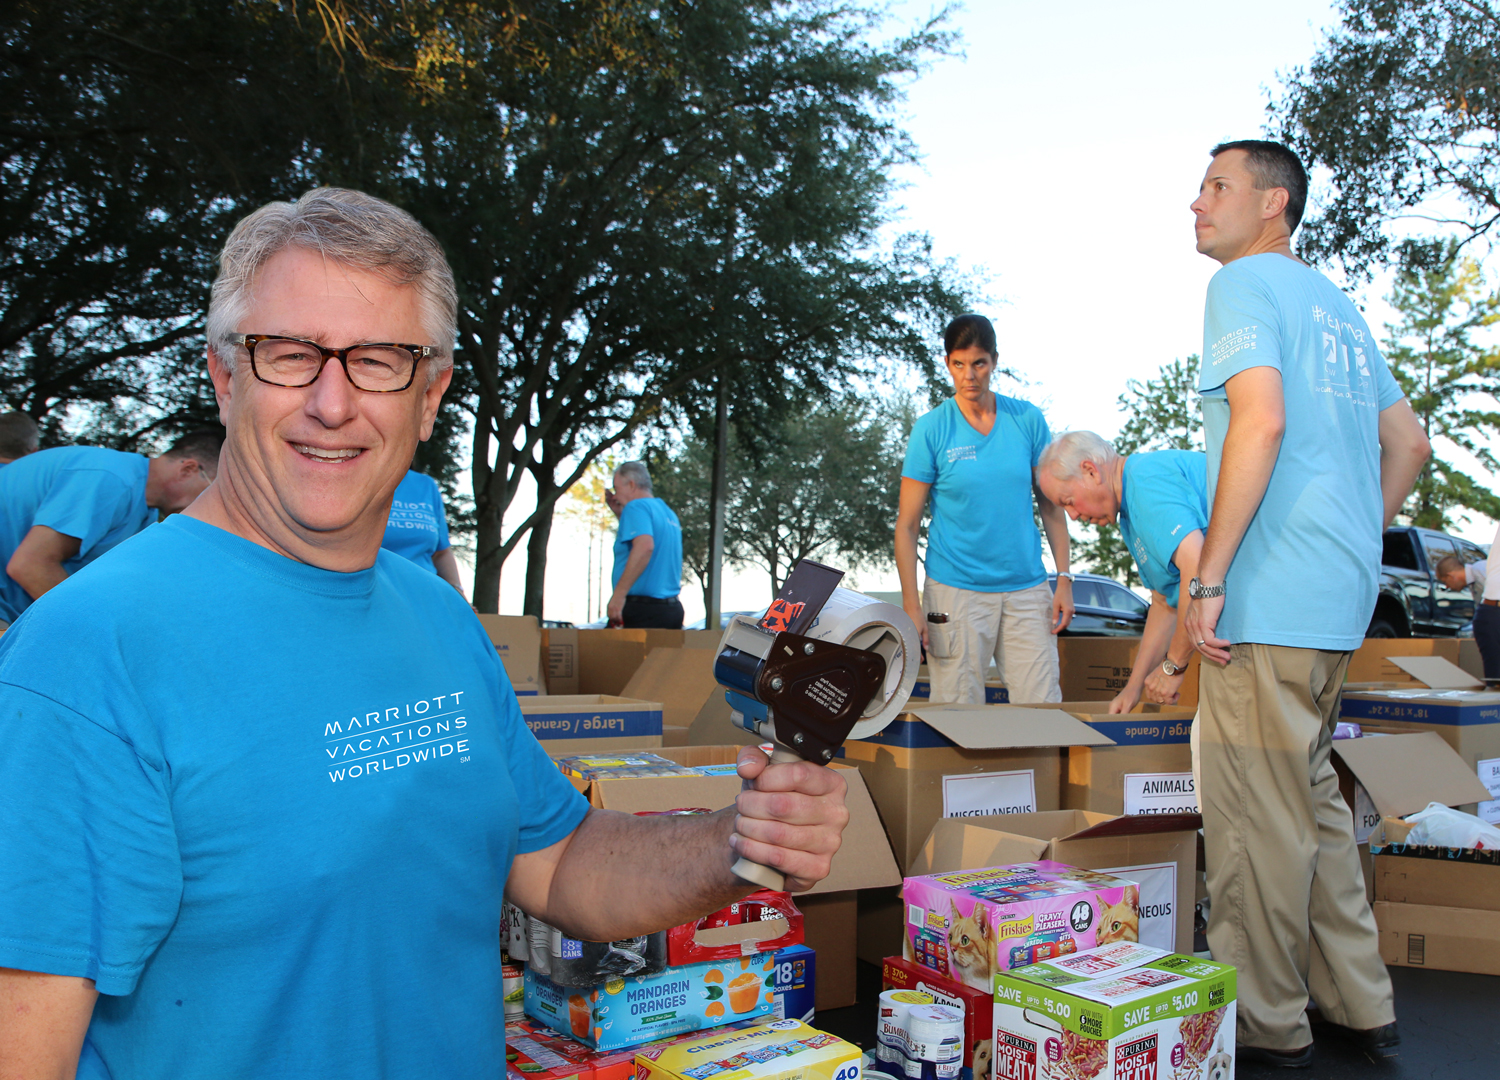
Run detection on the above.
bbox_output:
[801,587,920,740]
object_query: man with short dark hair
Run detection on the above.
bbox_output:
[0,412,39,465]
[607,459,685,628]
[0,431,221,622]
[1184,139,1432,1066]
[0,189,845,1079]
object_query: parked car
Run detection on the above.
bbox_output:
[1047,572,1149,636]
[1372,526,1488,637]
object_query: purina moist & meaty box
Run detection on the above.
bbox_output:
[902,861,1141,988]
[992,942,1236,1080]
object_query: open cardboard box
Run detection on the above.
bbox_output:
[857,809,1200,966]
[567,744,900,1010]
[1056,636,1201,709]
[542,628,721,696]
[1344,637,1464,686]
[839,704,1117,874]
[622,647,723,748]
[519,694,663,750]
[1035,701,1200,818]
[477,614,544,695]
[1369,814,1500,975]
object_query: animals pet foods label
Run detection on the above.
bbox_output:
[993,944,1236,1080]
[942,770,1038,818]
[1121,773,1198,816]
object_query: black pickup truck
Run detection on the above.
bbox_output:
[1370,525,1489,637]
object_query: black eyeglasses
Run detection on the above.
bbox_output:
[229,334,437,393]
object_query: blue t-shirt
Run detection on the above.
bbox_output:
[1199,254,1404,649]
[0,515,589,1079]
[381,469,451,569]
[612,496,683,598]
[1117,450,1209,608]
[901,394,1051,593]
[0,446,155,621]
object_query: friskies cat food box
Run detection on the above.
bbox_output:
[991,942,1236,1080]
[902,861,1141,988]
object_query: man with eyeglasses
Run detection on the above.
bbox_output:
[0,431,220,625]
[0,188,849,1079]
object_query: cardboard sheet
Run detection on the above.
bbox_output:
[908,704,1117,749]
[1389,655,1485,690]
[1332,731,1492,817]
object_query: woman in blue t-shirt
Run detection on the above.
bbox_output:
[894,314,1074,705]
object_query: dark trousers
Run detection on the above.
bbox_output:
[622,595,684,629]
[1474,603,1500,682]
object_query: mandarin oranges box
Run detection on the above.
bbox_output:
[992,942,1236,1080]
[524,953,776,1052]
[902,861,1141,985]
[632,1019,860,1080]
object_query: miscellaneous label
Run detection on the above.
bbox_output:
[942,770,1037,818]
[1122,772,1198,815]
[1479,758,1500,826]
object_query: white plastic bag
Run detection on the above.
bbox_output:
[1401,802,1500,851]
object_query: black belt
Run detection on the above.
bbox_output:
[1484,598,1499,608]
[626,594,679,604]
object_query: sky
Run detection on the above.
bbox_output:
[463,0,1499,622]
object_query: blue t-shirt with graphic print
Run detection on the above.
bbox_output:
[0,514,589,1079]
[381,469,451,569]
[902,393,1051,593]
[0,446,156,620]
[1199,254,1404,650]
[1118,450,1209,609]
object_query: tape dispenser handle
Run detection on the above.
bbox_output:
[729,744,804,891]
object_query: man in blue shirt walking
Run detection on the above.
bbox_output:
[606,460,684,629]
[1183,140,1430,1066]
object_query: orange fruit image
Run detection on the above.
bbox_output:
[739,957,752,970]
[705,1001,726,1018]
[704,969,725,984]
[727,972,761,1013]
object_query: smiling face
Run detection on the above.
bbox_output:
[1036,460,1119,526]
[204,246,451,563]
[946,345,995,404]
[1190,149,1287,265]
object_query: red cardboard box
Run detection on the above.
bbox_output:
[882,955,994,1080]
[668,890,804,965]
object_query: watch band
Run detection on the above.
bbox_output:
[1188,577,1226,600]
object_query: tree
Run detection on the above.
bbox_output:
[1071,356,1203,585]
[1383,240,1500,528]
[383,0,967,613]
[1272,0,1500,274]
[555,455,620,622]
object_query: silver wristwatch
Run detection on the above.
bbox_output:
[1188,577,1226,600]
[1161,656,1186,677]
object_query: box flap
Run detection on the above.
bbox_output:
[906,814,1080,875]
[1333,731,1493,816]
[622,648,722,732]
[907,704,1117,749]
[1389,655,1485,690]
[1062,812,1203,840]
[690,918,791,949]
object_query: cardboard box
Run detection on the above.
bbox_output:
[545,627,581,695]
[881,955,993,1080]
[571,745,900,1011]
[481,614,544,695]
[521,695,663,749]
[909,677,1008,705]
[1337,688,1500,806]
[525,953,777,1051]
[1057,637,1201,709]
[668,892,803,966]
[1373,901,1500,976]
[633,1020,859,1080]
[992,945,1236,1080]
[875,810,1200,962]
[1331,730,1493,843]
[624,649,724,751]
[770,945,816,1023]
[1345,637,1463,685]
[840,704,1116,874]
[1049,702,1199,818]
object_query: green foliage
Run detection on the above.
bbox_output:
[1272,0,1500,274]
[1382,239,1500,528]
[651,397,905,607]
[1073,355,1203,586]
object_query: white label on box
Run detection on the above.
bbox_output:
[1122,772,1199,815]
[942,770,1037,818]
[1097,862,1177,952]
[1479,758,1500,826]
[1353,782,1382,844]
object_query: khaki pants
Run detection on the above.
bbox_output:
[1199,644,1394,1050]
[921,579,1061,705]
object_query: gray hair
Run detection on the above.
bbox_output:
[0,412,39,459]
[1037,430,1120,481]
[205,188,457,377]
[614,460,653,493]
